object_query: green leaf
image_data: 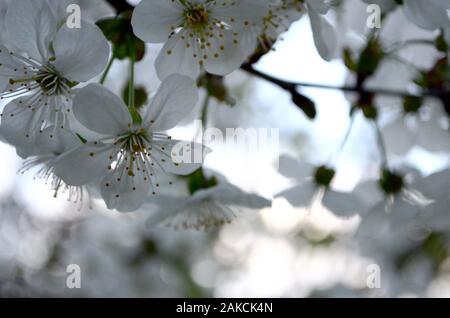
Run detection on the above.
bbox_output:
[187,169,218,195]
[97,14,146,62]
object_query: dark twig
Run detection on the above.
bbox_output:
[240,63,441,100]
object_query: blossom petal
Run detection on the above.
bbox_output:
[0,46,25,91]
[131,0,184,43]
[53,20,110,82]
[72,84,132,136]
[207,183,271,209]
[151,139,210,176]
[35,126,81,156]
[143,74,199,131]
[403,0,450,30]
[146,183,270,230]
[5,0,57,61]
[211,0,269,30]
[52,142,113,186]
[413,169,450,200]
[305,0,332,15]
[155,31,201,80]
[100,169,150,212]
[361,0,397,12]
[322,190,365,218]
[203,30,247,76]
[382,117,415,156]
[308,6,337,61]
[278,155,315,181]
[275,183,316,207]
[0,97,43,158]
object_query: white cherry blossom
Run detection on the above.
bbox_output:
[145,180,271,230]
[20,126,86,205]
[0,0,110,158]
[245,0,337,61]
[53,75,209,212]
[275,155,365,218]
[131,0,269,80]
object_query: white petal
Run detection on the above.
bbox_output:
[53,20,110,82]
[236,26,259,58]
[322,190,366,217]
[155,31,201,80]
[211,0,269,30]
[403,0,450,30]
[208,183,271,209]
[361,0,397,12]
[5,0,57,61]
[52,142,113,186]
[275,183,316,207]
[100,169,150,212]
[35,126,81,156]
[0,97,42,158]
[143,74,199,131]
[382,117,415,156]
[416,119,450,153]
[203,30,247,76]
[72,84,132,136]
[0,46,26,91]
[152,139,210,176]
[305,0,333,15]
[427,198,450,231]
[413,169,450,200]
[46,0,77,24]
[146,189,246,230]
[352,180,384,208]
[278,155,315,180]
[308,6,337,61]
[131,0,184,43]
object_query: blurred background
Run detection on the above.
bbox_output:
[1,0,450,297]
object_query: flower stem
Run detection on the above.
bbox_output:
[128,59,135,109]
[195,93,211,143]
[327,113,356,165]
[99,56,115,85]
[201,93,211,127]
[128,58,142,125]
[374,121,389,169]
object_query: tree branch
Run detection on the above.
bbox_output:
[240,63,441,100]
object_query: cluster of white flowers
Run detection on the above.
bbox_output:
[131,0,337,79]
[0,0,336,228]
[1,0,448,233]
